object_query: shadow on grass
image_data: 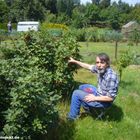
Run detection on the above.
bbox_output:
[44,119,76,140]
[87,104,123,122]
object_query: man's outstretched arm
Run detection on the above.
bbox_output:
[68,57,93,70]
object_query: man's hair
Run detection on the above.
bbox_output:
[97,53,110,66]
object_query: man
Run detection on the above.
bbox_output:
[67,53,119,120]
[7,21,12,32]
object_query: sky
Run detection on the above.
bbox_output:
[81,0,140,6]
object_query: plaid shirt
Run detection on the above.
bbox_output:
[91,66,119,99]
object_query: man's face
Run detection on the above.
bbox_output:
[96,57,108,74]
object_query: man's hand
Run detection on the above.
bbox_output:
[68,57,76,63]
[68,57,92,70]
[84,94,96,102]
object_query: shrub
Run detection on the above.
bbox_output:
[85,28,99,42]
[128,28,140,46]
[0,30,80,139]
[117,50,133,81]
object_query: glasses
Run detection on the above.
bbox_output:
[96,61,106,64]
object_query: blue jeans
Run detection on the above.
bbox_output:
[68,86,111,120]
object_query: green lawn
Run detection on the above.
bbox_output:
[47,42,140,140]
[79,42,140,64]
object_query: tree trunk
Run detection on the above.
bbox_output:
[115,41,118,60]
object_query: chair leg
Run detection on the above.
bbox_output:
[91,108,105,120]
[96,110,105,120]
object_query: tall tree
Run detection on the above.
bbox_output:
[129,5,140,23]
[73,0,80,5]
[104,5,121,30]
[117,0,131,13]
[39,0,57,14]
[57,0,75,17]
[9,0,45,21]
[26,0,45,21]
[84,4,100,24]
[100,0,111,9]
[0,0,9,22]
[91,0,100,5]
[71,5,88,28]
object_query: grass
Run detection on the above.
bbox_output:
[47,42,140,140]
[79,42,140,64]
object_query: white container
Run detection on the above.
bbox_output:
[17,21,39,31]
